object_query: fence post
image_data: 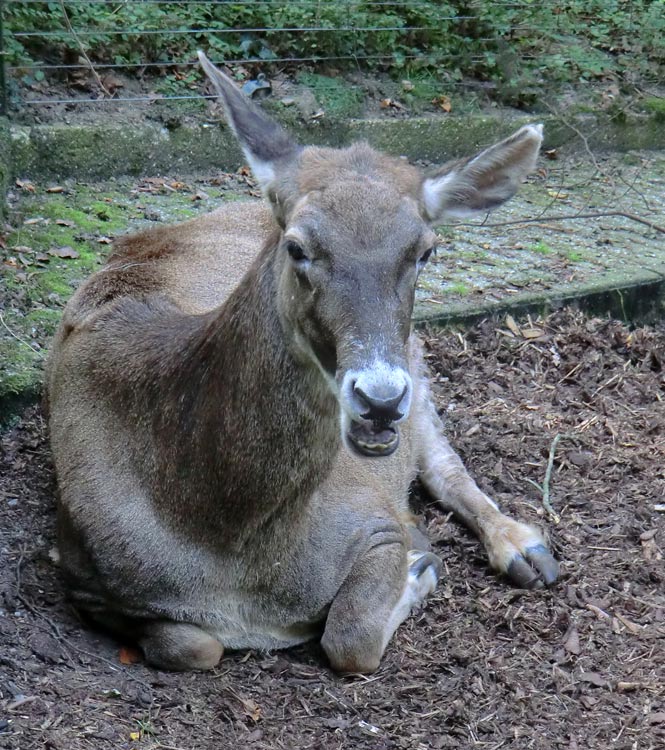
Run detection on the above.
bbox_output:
[0,0,7,116]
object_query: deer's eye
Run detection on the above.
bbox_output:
[285,240,309,263]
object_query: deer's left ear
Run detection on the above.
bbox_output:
[421,124,543,222]
[198,51,301,200]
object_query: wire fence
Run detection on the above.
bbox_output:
[1,0,662,116]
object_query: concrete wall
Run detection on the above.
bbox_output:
[9,111,665,182]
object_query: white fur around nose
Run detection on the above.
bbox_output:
[340,361,412,423]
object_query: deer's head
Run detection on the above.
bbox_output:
[199,53,542,458]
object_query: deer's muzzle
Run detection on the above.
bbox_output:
[340,362,412,458]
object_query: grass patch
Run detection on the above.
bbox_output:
[447,282,471,296]
[529,241,554,255]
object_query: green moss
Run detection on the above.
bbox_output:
[529,241,553,255]
[643,97,665,115]
[643,97,665,123]
[565,249,585,262]
[447,282,471,296]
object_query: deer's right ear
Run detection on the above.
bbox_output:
[421,124,543,223]
[198,51,300,204]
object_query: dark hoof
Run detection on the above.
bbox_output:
[507,544,559,589]
[409,551,442,579]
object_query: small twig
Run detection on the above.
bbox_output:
[58,0,112,98]
[526,434,563,523]
[457,211,665,236]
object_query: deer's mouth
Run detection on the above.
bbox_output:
[348,420,399,457]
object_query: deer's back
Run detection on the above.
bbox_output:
[107,199,273,315]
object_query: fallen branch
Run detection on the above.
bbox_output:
[457,211,665,236]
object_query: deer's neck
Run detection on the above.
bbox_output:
[159,245,340,532]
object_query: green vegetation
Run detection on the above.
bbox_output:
[447,282,471,296]
[296,73,363,119]
[530,241,554,255]
[3,1,664,106]
[565,249,585,263]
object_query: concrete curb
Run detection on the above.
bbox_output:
[9,111,665,181]
[414,275,665,329]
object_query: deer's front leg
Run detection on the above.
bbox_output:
[321,527,441,673]
[414,385,559,588]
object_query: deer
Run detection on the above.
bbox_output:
[45,52,559,674]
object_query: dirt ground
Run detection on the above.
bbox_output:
[1,309,663,750]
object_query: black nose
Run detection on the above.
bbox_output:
[354,383,408,423]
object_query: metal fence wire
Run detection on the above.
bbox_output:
[0,0,663,115]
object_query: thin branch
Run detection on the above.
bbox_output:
[526,434,563,523]
[545,102,653,212]
[58,0,112,98]
[456,211,665,236]
[0,312,46,358]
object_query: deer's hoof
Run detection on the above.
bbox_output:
[507,543,559,589]
[407,550,442,596]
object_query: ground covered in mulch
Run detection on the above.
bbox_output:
[1,310,663,750]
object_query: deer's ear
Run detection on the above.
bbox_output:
[421,124,543,222]
[198,51,300,197]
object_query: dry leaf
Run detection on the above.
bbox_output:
[614,613,642,634]
[119,646,142,665]
[46,186,64,193]
[380,98,404,110]
[56,219,76,227]
[431,95,452,112]
[522,327,546,339]
[505,314,521,337]
[563,627,581,655]
[16,179,36,192]
[49,246,79,259]
[237,696,261,721]
[580,671,607,688]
